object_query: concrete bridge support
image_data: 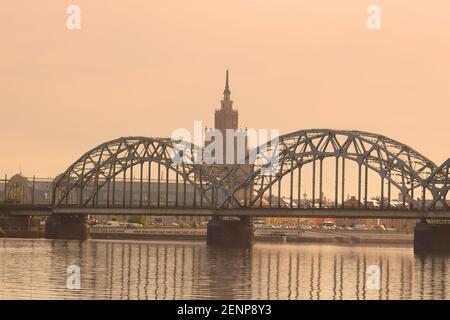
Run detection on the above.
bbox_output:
[45,214,89,240]
[207,216,255,247]
[414,221,450,254]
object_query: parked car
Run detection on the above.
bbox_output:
[253,220,266,228]
[320,221,336,230]
[106,221,121,227]
[127,223,143,228]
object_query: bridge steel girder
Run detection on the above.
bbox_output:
[51,130,449,214]
[221,129,448,211]
[49,207,450,220]
[0,204,52,216]
[52,137,224,208]
[426,158,449,210]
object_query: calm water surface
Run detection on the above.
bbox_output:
[0,239,449,300]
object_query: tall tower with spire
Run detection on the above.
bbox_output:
[215,70,239,135]
[212,70,241,164]
[205,70,253,206]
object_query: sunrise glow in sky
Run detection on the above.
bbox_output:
[1,1,449,177]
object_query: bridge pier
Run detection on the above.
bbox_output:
[414,220,450,254]
[45,214,89,240]
[207,216,255,247]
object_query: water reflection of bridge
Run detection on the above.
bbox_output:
[0,240,448,300]
[62,242,450,300]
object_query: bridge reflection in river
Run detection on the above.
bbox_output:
[0,239,448,300]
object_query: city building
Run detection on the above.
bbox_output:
[1,174,51,204]
[204,70,254,207]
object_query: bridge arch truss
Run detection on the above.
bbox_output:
[52,137,222,208]
[222,129,448,211]
[52,130,449,213]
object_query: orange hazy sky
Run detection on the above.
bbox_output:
[1,0,449,178]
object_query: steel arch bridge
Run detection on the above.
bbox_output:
[52,137,220,208]
[224,129,449,211]
[52,129,449,215]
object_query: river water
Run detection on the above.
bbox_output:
[0,238,449,300]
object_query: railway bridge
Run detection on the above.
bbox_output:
[1,129,449,252]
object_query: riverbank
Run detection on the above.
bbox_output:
[0,227,413,245]
[90,227,413,245]
[0,230,44,238]
[91,231,413,245]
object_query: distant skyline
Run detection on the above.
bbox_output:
[1,0,449,177]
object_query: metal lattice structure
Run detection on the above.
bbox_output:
[222,129,448,211]
[426,158,450,210]
[53,130,449,212]
[52,137,220,208]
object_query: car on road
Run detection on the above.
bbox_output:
[127,223,143,228]
[320,221,336,230]
[106,221,121,227]
[353,224,368,231]
[253,220,266,228]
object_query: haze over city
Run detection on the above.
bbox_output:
[1,0,450,308]
[1,0,449,178]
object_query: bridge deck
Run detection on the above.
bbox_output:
[51,207,450,219]
[2,204,449,220]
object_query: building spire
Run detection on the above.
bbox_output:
[223,69,231,96]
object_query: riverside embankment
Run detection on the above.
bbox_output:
[89,227,413,245]
[0,226,413,245]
